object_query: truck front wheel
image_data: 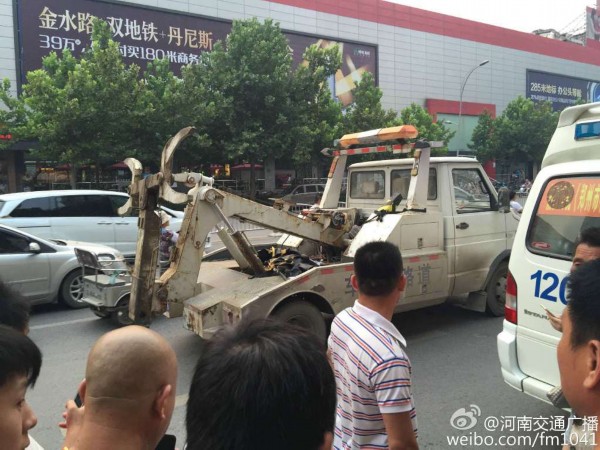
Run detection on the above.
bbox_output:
[273,300,327,342]
[486,261,508,317]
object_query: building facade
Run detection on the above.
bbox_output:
[1,0,600,191]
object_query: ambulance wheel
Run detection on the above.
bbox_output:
[273,300,327,342]
[486,261,508,317]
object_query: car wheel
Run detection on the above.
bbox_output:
[60,270,90,309]
[486,261,508,317]
[272,300,326,343]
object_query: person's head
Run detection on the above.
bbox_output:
[509,190,517,201]
[558,259,600,417]
[314,194,322,205]
[571,227,600,273]
[0,325,41,450]
[0,282,31,335]
[79,326,177,445]
[186,319,336,450]
[351,241,406,302]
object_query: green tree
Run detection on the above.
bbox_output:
[22,19,143,187]
[469,111,497,161]
[290,44,343,176]
[0,79,30,149]
[194,18,297,196]
[343,72,397,132]
[469,97,558,174]
[398,103,454,155]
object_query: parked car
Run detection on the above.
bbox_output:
[0,224,125,308]
[0,190,183,258]
[278,184,326,205]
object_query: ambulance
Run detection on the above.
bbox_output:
[498,102,600,403]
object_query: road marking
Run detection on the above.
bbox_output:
[175,394,188,408]
[30,317,97,330]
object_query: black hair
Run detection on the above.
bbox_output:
[0,281,31,333]
[509,190,516,200]
[568,258,600,348]
[0,325,42,388]
[575,227,600,249]
[353,241,403,296]
[186,319,336,450]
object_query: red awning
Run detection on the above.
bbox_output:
[109,161,128,169]
[231,163,264,170]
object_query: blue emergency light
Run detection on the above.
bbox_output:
[575,121,600,140]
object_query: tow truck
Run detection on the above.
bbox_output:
[80,125,517,340]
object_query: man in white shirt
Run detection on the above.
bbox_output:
[509,191,523,213]
[328,241,418,450]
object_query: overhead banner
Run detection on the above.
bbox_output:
[526,70,600,111]
[16,0,377,107]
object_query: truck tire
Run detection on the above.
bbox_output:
[273,300,327,342]
[60,270,90,309]
[486,261,508,317]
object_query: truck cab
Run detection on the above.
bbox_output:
[346,157,517,315]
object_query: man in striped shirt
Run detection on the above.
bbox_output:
[328,241,418,450]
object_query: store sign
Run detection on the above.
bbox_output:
[526,70,600,111]
[16,0,377,106]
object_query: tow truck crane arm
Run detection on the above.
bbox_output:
[120,127,359,324]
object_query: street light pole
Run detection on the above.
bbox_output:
[457,59,489,156]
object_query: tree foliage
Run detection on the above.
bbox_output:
[22,19,143,185]
[289,44,342,172]
[469,97,558,169]
[343,72,397,132]
[397,103,454,155]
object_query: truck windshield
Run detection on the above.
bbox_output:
[527,176,600,260]
[391,168,437,200]
[350,171,385,199]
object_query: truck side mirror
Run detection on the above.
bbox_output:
[497,187,510,213]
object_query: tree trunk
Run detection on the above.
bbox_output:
[70,164,76,189]
[95,159,100,185]
[249,161,256,199]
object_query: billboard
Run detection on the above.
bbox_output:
[526,70,600,111]
[15,0,377,107]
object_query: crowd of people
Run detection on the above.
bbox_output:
[1,235,600,449]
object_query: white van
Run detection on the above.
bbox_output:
[498,102,600,403]
[0,190,183,258]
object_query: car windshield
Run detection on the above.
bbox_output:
[0,200,5,215]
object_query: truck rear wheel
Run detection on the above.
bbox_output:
[273,300,327,342]
[486,261,508,317]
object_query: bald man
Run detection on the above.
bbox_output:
[61,326,178,450]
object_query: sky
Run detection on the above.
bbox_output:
[386,0,594,34]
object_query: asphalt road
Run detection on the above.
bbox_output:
[26,300,565,450]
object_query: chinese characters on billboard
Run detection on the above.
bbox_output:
[526,70,600,111]
[16,0,377,107]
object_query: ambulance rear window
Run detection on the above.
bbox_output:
[527,176,600,259]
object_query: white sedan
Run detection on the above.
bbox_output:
[0,224,125,308]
